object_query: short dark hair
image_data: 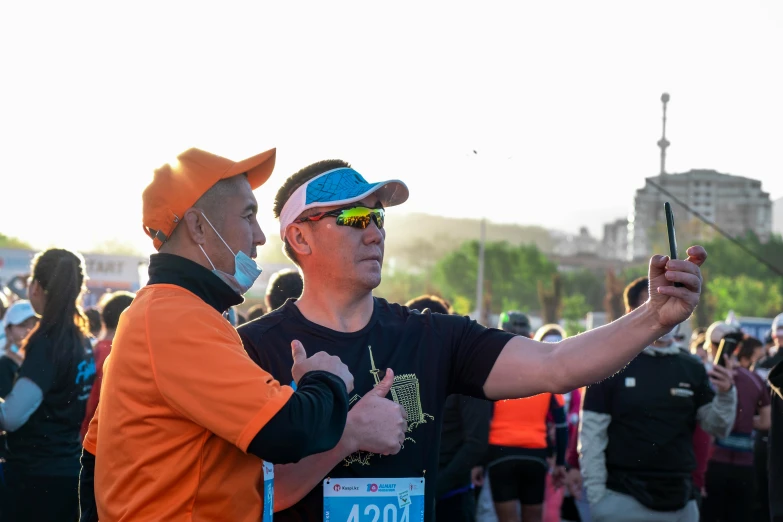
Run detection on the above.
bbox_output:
[623,277,649,312]
[101,291,135,330]
[273,159,351,264]
[266,269,304,311]
[247,304,267,322]
[737,336,762,362]
[404,295,452,315]
[85,308,102,336]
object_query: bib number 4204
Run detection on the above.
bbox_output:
[346,504,411,522]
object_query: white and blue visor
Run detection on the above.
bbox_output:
[279,167,408,239]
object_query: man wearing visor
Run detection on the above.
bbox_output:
[238,159,709,522]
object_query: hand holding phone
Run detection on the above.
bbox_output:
[664,202,684,288]
[713,332,743,367]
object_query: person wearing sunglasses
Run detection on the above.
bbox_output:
[238,159,708,522]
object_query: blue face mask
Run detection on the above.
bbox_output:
[198,213,263,296]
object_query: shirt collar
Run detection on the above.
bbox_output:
[147,253,243,314]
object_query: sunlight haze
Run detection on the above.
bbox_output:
[1,1,781,262]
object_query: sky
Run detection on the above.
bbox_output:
[1,1,782,260]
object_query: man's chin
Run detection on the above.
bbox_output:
[357,273,382,292]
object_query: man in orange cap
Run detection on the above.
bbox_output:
[79,148,360,522]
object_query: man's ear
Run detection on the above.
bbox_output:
[182,208,208,245]
[286,223,313,258]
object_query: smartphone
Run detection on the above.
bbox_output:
[713,332,743,367]
[664,202,683,288]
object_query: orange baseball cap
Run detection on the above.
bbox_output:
[142,147,276,250]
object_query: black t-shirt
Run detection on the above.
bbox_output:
[583,351,714,474]
[5,334,96,475]
[238,297,512,522]
[582,350,714,509]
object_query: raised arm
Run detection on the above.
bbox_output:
[484,247,706,399]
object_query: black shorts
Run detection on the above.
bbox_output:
[487,445,548,505]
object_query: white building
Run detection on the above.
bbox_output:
[628,169,772,260]
[600,218,629,261]
[552,227,599,257]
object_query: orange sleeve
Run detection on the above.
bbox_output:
[554,393,565,408]
[147,304,294,452]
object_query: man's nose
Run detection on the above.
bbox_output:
[363,220,383,244]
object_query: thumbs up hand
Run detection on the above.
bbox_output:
[290,340,354,394]
[344,369,408,456]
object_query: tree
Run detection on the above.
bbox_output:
[700,232,783,283]
[375,269,434,307]
[538,273,562,324]
[562,294,590,336]
[0,233,32,250]
[432,241,558,315]
[706,275,783,321]
[561,269,606,311]
[604,270,626,322]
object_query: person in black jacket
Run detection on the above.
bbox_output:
[580,277,737,522]
[767,359,783,521]
[405,295,492,522]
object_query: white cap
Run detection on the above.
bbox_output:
[773,313,783,332]
[3,300,36,329]
[704,321,738,349]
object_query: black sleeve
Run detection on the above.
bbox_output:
[437,314,515,399]
[435,396,492,498]
[0,357,19,398]
[549,394,568,467]
[79,448,98,522]
[18,337,56,395]
[247,370,349,464]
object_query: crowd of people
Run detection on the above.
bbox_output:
[0,145,780,522]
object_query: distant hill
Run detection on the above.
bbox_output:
[383,213,556,270]
[775,197,783,236]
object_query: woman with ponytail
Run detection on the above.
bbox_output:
[0,248,96,521]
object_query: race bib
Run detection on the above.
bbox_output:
[263,461,274,522]
[324,477,425,522]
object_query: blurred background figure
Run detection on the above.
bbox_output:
[0,290,9,322]
[484,316,567,522]
[702,330,770,522]
[84,308,102,341]
[0,248,96,521]
[737,337,765,371]
[246,303,268,323]
[265,268,303,312]
[0,300,38,396]
[497,311,532,338]
[0,300,39,517]
[406,295,491,522]
[753,312,783,522]
[581,278,736,522]
[80,291,135,439]
[531,324,589,522]
[768,360,783,522]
